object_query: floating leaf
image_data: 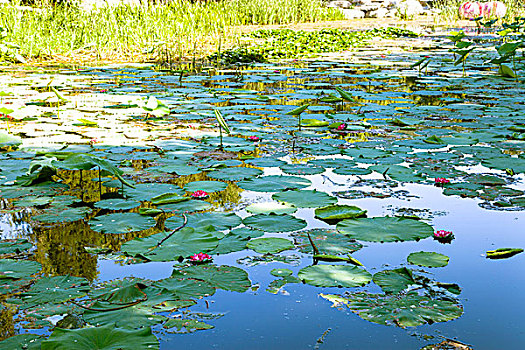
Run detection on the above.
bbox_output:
[41,324,159,350]
[0,259,41,279]
[171,264,251,293]
[238,175,311,192]
[407,251,450,267]
[120,227,219,262]
[272,189,337,208]
[94,198,141,210]
[247,237,295,254]
[298,265,372,288]
[207,167,263,181]
[337,217,434,242]
[292,229,362,255]
[0,239,32,255]
[89,213,156,234]
[270,268,293,277]
[373,268,416,294]
[243,213,307,232]
[486,248,523,259]
[184,180,227,193]
[164,319,214,333]
[245,202,297,215]
[18,275,89,309]
[314,205,367,223]
[321,291,463,328]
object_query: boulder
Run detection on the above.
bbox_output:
[368,7,390,18]
[340,8,366,19]
[327,0,353,8]
[394,0,424,17]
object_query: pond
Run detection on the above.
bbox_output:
[0,31,524,349]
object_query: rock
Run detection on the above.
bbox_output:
[327,0,353,8]
[340,8,366,19]
[394,0,424,17]
[368,7,390,18]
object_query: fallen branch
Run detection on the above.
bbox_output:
[155,213,188,248]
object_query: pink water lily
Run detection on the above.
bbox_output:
[434,230,454,243]
[435,177,450,184]
[190,252,212,262]
[191,190,209,199]
[248,136,260,141]
[337,123,346,131]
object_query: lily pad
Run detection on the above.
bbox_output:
[314,205,367,222]
[337,217,434,242]
[171,264,251,293]
[298,265,372,288]
[0,239,32,255]
[207,167,263,181]
[372,268,417,294]
[291,229,362,255]
[184,181,227,193]
[120,227,219,262]
[89,213,156,234]
[41,324,159,350]
[407,251,450,268]
[18,275,90,309]
[243,213,307,232]
[0,259,41,279]
[272,189,337,208]
[247,237,295,254]
[486,248,523,259]
[245,202,297,215]
[94,198,141,210]
[165,212,241,231]
[321,291,463,327]
[238,175,311,192]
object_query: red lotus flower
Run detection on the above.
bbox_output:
[191,190,209,199]
[190,252,212,263]
[337,123,346,131]
[435,177,450,184]
[89,138,98,145]
[248,136,260,141]
[434,230,454,243]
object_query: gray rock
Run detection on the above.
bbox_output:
[327,0,353,8]
[340,8,366,19]
[368,7,390,18]
[394,0,425,17]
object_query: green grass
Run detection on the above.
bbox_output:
[0,0,344,63]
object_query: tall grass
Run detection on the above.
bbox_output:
[0,0,344,63]
[434,0,525,23]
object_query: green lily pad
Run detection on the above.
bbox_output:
[0,334,42,350]
[153,278,216,299]
[184,181,227,193]
[291,229,362,255]
[0,259,41,279]
[314,205,367,222]
[165,212,241,231]
[243,213,307,232]
[245,202,297,215]
[298,265,372,288]
[238,175,311,192]
[337,217,434,242]
[272,189,337,208]
[279,163,325,175]
[94,198,141,210]
[301,118,329,127]
[158,199,212,213]
[247,237,295,254]
[89,213,156,234]
[120,227,219,262]
[33,207,92,224]
[163,319,214,333]
[171,264,251,293]
[270,268,293,277]
[18,275,90,309]
[207,167,263,181]
[321,291,463,327]
[407,251,450,267]
[124,183,184,201]
[41,324,159,350]
[372,268,416,294]
[150,193,188,205]
[486,248,523,259]
[211,234,249,255]
[0,239,32,255]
